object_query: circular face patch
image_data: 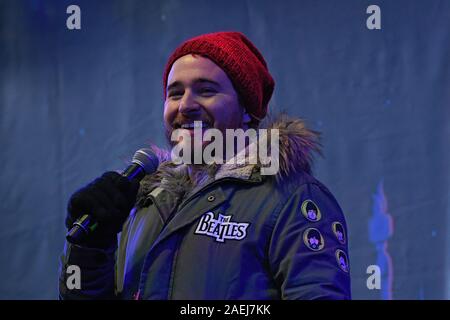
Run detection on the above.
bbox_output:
[301,200,322,222]
[335,249,349,273]
[303,228,325,251]
[332,222,346,244]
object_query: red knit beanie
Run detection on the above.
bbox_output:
[163,31,275,121]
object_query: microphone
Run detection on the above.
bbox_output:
[66,148,159,245]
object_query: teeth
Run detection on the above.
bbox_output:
[180,122,209,129]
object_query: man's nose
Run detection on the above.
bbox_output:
[178,90,201,115]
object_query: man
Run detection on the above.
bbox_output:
[59,31,351,299]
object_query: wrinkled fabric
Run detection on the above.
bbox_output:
[59,117,351,299]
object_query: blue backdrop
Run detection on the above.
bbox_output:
[1,0,449,299]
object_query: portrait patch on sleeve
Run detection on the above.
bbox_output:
[303,228,325,251]
[300,200,322,222]
[332,221,346,244]
[335,249,349,273]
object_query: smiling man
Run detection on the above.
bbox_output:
[59,31,351,300]
[164,53,253,167]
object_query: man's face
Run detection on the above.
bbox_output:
[309,236,319,248]
[339,256,347,269]
[307,209,317,220]
[164,54,248,151]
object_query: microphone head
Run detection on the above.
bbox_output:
[132,148,159,174]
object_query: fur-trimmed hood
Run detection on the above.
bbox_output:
[136,115,322,207]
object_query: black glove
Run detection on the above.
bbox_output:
[66,171,140,248]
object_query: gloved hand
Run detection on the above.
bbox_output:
[65,171,140,248]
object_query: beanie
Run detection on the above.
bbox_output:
[163,31,275,121]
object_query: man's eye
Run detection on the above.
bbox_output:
[168,91,183,98]
[199,88,217,95]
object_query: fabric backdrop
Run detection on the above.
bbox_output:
[1,0,449,299]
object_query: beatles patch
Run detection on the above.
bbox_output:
[303,228,325,251]
[332,221,346,244]
[335,249,349,273]
[195,211,250,243]
[301,200,321,222]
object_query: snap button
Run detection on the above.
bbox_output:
[207,195,215,202]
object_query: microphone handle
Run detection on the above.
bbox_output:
[66,164,145,245]
[66,214,97,244]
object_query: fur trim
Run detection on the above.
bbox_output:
[266,114,322,179]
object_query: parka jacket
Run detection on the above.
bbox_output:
[59,116,351,300]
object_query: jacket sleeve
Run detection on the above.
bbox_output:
[268,182,351,300]
[58,240,118,300]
